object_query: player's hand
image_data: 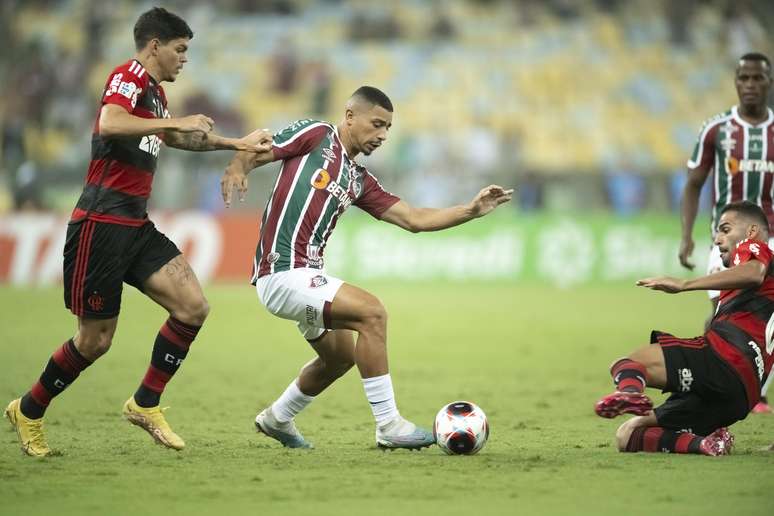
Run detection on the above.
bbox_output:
[221,167,248,207]
[470,185,514,218]
[636,276,686,294]
[175,114,214,133]
[234,128,273,152]
[679,237,695,270]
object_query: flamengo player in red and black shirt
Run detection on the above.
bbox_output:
[595,201,774,456]
[4,8,270,457]
[220,87,513,450]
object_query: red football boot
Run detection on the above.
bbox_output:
[699,427,734,456]
[594,391,653,418]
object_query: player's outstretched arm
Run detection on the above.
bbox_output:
[380,185,513,233]
[679,165,711,270]
[220,148,277,207]
[165,127,273,153]
[637,260,766,294]
[99,104,213,138]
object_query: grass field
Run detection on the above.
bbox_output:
[1,282,772,516]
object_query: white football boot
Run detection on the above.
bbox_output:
[375,416,435,450]
[254,407,313,449]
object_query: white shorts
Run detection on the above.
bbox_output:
[706,237,774,299]
[255,267,344,341]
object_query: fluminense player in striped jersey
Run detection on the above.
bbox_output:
[679,52,774,413]
[221,86,513,449]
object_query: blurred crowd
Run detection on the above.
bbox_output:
[1,0,772,215]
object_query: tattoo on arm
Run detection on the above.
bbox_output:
[167,131,216,151]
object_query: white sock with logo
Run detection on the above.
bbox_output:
[271,379,315,423]
[362,374,399,428]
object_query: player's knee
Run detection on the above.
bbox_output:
[175,296,210,326]
[615,422,634,452]
[77,330,114,360]
[361,300,388,334]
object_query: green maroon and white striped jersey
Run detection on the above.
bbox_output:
[251,119,400,281]
[688,105,774,233]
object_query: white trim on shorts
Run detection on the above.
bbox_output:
[255,267,344,341]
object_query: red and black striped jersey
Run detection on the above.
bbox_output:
[70,59,169,227]
[709,238,774,408]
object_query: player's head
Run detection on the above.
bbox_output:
[716,201,770,267]
[735,52,771,110]
[134,7,193,82]
[342,86,393,156]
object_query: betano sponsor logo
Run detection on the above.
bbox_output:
[310,169,353,209]
[726,157,774,175]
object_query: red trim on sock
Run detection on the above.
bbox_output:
[141,365,172,393]
[158,317,200,350]
[618,378,645,393]
[643,427,663,452]
[29,382,52,407]
[51,341,90,376]
[675,433,695,454]
[610,358,647,392]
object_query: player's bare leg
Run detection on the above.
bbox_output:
[255,330,355,449]
[595,344,667,418]
[327,283,434,449]
[615,414,733,456]
[122,255,209,450]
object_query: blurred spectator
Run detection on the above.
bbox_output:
[308,58,332,116]
[270,36,300,95]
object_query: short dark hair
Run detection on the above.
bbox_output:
[134,7,193,51]
[720,201,769,230]
[738,52,771,75]
[351,86,393,112]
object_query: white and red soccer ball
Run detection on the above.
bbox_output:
[434,401,489,455]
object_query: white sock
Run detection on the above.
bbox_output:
[362,374,399,427]
[271,380,314,423]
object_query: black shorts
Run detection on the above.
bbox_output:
[651,331,749,436]
[63,219,181,319]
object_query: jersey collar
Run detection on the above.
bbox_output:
[732,105,774,128]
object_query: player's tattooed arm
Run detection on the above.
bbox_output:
[164,127,272,153]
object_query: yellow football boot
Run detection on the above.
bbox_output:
[5,398,51,457]
[122,397,185,450]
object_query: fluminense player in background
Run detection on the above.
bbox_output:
[4,7,270,456]
[221,86,513,449]
[679,52,774,413]
[597,201,773,456]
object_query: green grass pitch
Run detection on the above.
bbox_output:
[1,282,772,516]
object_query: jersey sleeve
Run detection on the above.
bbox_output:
[354,170,401,219]
[732,239,774,268]
[102,61,148,113]
[686,119,719,170]
[271,120,331,160]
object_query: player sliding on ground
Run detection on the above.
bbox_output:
[595,201,773,456]
[221,86,513,449]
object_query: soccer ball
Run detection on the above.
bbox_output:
[433,401,489,455]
